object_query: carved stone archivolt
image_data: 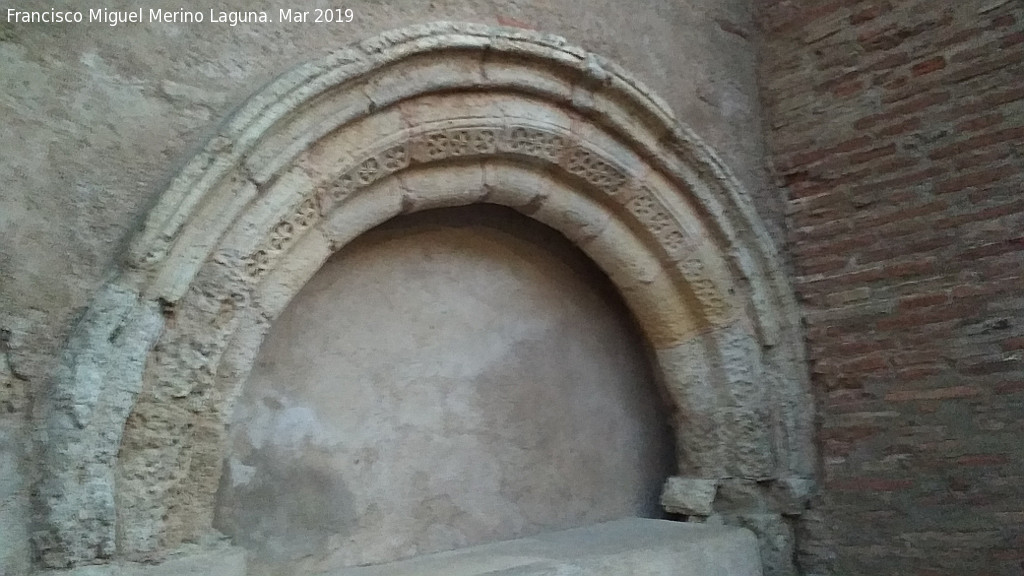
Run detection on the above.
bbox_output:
[35,22,814,571]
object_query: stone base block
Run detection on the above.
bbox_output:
[42,519,761,576]
[326,518,761,576]
[46,546,246,576]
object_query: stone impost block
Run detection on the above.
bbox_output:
[661,476,720,516]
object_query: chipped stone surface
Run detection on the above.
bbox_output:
[35,284,164,567]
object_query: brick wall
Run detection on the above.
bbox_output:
[756,0,1024,574]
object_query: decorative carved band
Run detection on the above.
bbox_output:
[243,196,320,278]
[242,124,643,282]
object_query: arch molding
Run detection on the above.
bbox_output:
[35,22,814,569]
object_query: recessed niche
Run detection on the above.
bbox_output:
[213,205,675,575]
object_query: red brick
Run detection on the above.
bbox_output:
[831,156,922,187]
[935,26,984,49]
[947,50,1024,84]
[876,302,975,330]
[955,113,1004,133]
[956,454,1009,466]
[853,201,947,229]
[799,255,849,275]
[791,208,857,230]
[846,167,945,200]
[949,39,1004,64]
[888,91,951,116]
[1002,31,1024,48]
[912,56,947,76]
[759,0,846,34]
[930,127,1024,159]
[839,353,891,373]
[826,425,882,443]
[854,111,895,130]
[848,143,897,165]
[791,218,854,242]
[877,116,923,137]
[953,147,1014,171]
[935,199,1024,230]
[858,25,903,51]
[783,134,874,170]
[879,75,943,104]
[865,51,912,72]
[791,232,877,260]
[958,237,1024,260]
[787,189,848,213]
[994,548,1024,561]
[858,236,953,265]
[964,85,1024,114]
[883,257,938,279]
[932,165,1019,195]
[833,79,866,98]
[896,364,945,381]
[884,386,983,402]
[994,380,1024,395]
[951,277,1021,299]
[824,337,891,357]
[989,13,1016,29]
[898,292,949,310]
[1002,337,1024,351]
[796,265,889,292]
[961,357,1024,376]
[850,3,890,26]
[831,477,916,491]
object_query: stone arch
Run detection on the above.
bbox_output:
[35,22,813,569]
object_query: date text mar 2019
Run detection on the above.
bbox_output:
[280,8,354,23]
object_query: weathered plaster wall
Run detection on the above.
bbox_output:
[757,0,1024,574]
[0,3,771,574]
[215,206,674,575]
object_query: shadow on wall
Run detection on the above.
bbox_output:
[212,205,677,575]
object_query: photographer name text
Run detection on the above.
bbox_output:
[5,7,355,26]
